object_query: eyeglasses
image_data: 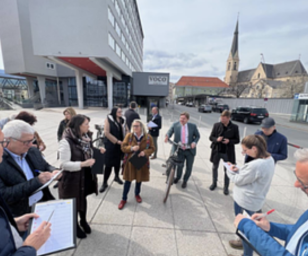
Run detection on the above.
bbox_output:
[0,139,10,148]
[11,137,36,146]
[294,170,308,190]
[132,125,140,128]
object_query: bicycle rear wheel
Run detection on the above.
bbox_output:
[163,165,175,203]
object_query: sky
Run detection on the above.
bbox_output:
[1,0,308,83]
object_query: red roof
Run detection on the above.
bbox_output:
[175,76,229,88]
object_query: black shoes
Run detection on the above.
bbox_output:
[114,176,124,185]
[80,220,91,234]
[174,177,180,184]
[77,224,87,239]
[209,183,217,191]
[223,186,229,195]
[182,181,187,189]
[99,183,108,193]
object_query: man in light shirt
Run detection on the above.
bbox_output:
[165,112,200,188]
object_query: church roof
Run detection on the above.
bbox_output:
[230,21,239,57]
[262,80,285,89]
[175,76,229,88]
[237,69,255,83]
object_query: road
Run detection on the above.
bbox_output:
[160,104,308,168]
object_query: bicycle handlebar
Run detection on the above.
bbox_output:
[168,139,191,149]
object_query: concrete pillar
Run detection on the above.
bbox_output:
[107,71,113,110]
[75,70,84,109]
[26,77,34,98]
[37,76,46,104]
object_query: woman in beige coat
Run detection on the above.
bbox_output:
[118,120,155,210]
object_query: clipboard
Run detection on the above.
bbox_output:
[236,228,261,255]
[31,170,63,195]
[91,147,105,174]
[28,199,77,256]
[129,151,147,170]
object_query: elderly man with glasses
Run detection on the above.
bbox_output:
[230,148,308,256]
[0,120,60,219]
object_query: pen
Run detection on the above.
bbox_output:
[46,210,55,224]
[256,209,275,220]
[35,169,42,174]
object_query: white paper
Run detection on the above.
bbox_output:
[147,121,158,128]
[223,162,240,172]
[30,199,75,256]
[32,170,63,195]
[29,191,43,207]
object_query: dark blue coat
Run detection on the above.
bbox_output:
[255,130,288,163]
[149,114,162,137]
[0,194,36,256]
[238,210,308,255]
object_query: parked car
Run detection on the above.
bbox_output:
[177,102,184,105]
[198,105,212,113]
[212,104,229,113]
[231,106,269,124]
[186,102,194,107]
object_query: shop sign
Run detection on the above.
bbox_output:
[298,93,308,100]
[149,76,168,86]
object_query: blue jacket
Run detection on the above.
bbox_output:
[238,210,308,255]
[0,194,36,256]
[255,130,288,162]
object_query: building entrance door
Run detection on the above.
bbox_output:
[84,80,107,107]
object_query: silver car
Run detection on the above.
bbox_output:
[198,105,212,113]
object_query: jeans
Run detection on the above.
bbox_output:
[122,181,141,201]
[234,201,262,256]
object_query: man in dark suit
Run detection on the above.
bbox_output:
[148,107,162,159]
[165,112,200,188]
[209,110,240,195]
[0,120,60,217]
[124,101,140,131]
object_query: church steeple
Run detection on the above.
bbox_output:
[224,19,240,86]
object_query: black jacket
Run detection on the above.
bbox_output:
[149,114,162,137]
[209,121,240,164]
[0,147,56,217]
[0,193,36,256]
[124,109,140,131]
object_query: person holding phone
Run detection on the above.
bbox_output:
[227,134,275,256]
[209,110,240,195]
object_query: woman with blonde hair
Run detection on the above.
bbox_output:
[57,107,77,141]
[227,134,275,256]
[118,119,155,210]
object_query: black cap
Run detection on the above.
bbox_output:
[261,117,275,128]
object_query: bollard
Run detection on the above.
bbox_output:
[242,127,247,140]
[199,116,201,126]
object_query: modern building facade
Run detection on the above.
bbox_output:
[0,0,148,109]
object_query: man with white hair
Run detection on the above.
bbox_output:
[0,120,59,218]
[230,148,308,256]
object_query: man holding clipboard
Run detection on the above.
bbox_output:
[148,107,161,160]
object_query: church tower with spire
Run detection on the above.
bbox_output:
[224,20,239,86]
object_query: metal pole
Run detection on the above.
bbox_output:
[243,126,247,140]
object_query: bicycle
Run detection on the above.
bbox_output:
[163,139,191,203]
[93,124,105,148]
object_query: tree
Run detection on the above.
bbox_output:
[218,82,252,98]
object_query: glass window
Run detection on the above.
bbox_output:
[115,0,120,15]
[116,43,121,56]
[122,51,126,62]
[108,8,115,26]
[121,33,125,44]
[108,33,115,50]
[115,22,121,37]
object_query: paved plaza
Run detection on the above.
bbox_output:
[1,107,306,256]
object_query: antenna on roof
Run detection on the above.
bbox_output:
[299,54,301,60]
[260,53,265,63]
[237,12,240,20]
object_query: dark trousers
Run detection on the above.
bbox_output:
[234,201,261,256]
[212,153,229,188]
[152,136,158,157]
[103,164,120,184]
[122,181,141,201]
[177,149,195,182]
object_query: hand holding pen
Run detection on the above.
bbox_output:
[251,209,275,232]
[35,170,53,184]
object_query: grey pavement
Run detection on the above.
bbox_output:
[0,107,306,256]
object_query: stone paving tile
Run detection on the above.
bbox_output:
[127,227,177,256]
[176,230,226,256]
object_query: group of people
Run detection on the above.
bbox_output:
[0,103,308,256]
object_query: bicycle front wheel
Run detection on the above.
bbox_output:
[163,165,175,203]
